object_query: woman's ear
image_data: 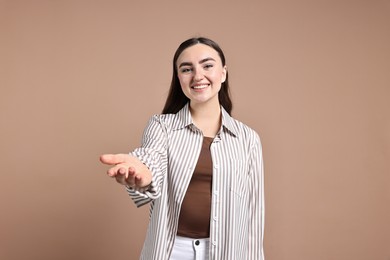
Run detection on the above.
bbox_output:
[221,65,227,83]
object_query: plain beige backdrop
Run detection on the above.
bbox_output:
[1,0,389,259]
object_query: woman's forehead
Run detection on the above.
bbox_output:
[177,44,221,64]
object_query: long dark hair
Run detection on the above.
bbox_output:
[162,37,232,115]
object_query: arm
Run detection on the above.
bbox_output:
[248,134,265,259]
[100,115,168,207]
[127,115,169,207]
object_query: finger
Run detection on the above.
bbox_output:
[127,167,136,178]
[125,167,137,186]
[100,154,131,165]
[134,175,143,187]
[124,176,137,187]
[116,176,127,185]
[130,166,140,185]
[115,167,128,185]
[107,164,127,177]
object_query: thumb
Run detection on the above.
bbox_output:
[99,153,131,165]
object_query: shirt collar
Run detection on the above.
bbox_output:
[221,107,239,137]
[171,103,239,138]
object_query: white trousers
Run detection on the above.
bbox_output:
[170,236,210,260]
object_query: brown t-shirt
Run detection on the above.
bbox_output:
[177,136,213,238]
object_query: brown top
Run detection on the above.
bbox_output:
[177,136,213,238]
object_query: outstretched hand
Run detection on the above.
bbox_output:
[100,154,152,189]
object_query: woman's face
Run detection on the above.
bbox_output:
[176,43,227,107]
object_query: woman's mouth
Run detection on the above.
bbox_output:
[191,84,209,90]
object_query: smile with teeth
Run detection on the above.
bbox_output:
[191,84,209,89]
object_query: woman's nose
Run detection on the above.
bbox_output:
[193,68,204,81]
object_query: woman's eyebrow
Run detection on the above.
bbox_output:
[178,62,192,68]
[199,57,216,64]
[178,57,216,68]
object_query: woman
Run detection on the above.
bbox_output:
[100,37,265,260]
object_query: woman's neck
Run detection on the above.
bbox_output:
[189,101,221,137]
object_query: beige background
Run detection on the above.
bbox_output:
[1,0,389,259]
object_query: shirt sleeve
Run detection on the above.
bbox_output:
[248,132,265,259]
[126,115,168,207]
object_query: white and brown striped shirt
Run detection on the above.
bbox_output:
[127,103,265,260]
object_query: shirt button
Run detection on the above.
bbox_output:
[195,240,200,246]
[212,241,217,246]
[214,164,219,169]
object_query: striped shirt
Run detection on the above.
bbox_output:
[127,103,265,260]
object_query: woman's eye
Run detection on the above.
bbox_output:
[204,64,214,69]
[181,68,192,73]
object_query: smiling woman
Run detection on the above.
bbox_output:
[100,37,265,260]
[163,37,232,116]
[177,44,226,123]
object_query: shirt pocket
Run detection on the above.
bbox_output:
[229,159,249,198]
